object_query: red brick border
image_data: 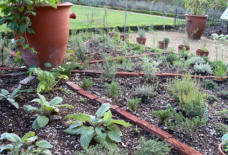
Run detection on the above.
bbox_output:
[66,81,202,155]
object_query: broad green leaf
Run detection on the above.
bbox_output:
[10,84,21,98]
[0,133,22,143]
[64,127,83,135]
[49,97,63,105]
[80,127,94,149]
[64,114,91,123]
[103,110,112,124]
[37,93,47,105]
[19,25,26,34]
[32,119,40,129]
[95,127,107,140]
[7,98,19,109]
[1,89,9,96]
[110,120,131,127]
[21,131,36,143]
[36,115,49,128]
[68,121,83,129]
[31,99,41,104]
[96,103,110,118]
[35,140,53,149]
[23,105,40,112]
[107,125,121,143]
[0,144,13,153]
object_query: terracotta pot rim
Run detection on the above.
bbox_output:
[196,49,209,53]
[35,2,73,8]
[185,14,208,18]
[219,143,226,155]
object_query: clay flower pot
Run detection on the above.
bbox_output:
[158,41,169,49]
[196,49,209,57]
[178,45,190,51]
[186,14,208,40]
[136,37,146,45]
[219,143,226,155]
[19,2,75,69]
[120,34,128,41]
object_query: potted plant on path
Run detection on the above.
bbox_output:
[196,46,209,57]
[219,133,228,155]
[158,38,170,49]
[0,0,76,69]
[182,0,213,40]
[178,40,190,52]
[136,28,146,45]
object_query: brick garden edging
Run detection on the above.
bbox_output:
[66,81,202,155]
[71,69,228,80]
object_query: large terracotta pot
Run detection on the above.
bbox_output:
[20,2,74,69]
[196,49,209,57]
[185,14,207,40]
[219,143,226,155]
[158,41,168,49]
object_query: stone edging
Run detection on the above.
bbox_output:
[65,81,202,155]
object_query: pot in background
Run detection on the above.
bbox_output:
[136,37,146,45]
[178,44,190,51]
[185,14,207,40]
[196,49,209,57]
[158,41,168,49]
[19,2,75,69]
[120,34,128,41]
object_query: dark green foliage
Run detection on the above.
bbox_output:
[201,80,217,90]
[165,53,179,65]
[152,105,173,124]
[135,137,170,155]
[220,91,228,100]
[52,62,78,77]
[81,78,93,90]
[127,98,141,111]
[207,95,218,104]
[105,82,122,100]
[216,123,228,136]
[102,56,116,80]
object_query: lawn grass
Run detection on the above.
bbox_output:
[0,5,174,32]
[70,5,174,30]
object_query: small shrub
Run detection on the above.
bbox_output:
[0,84,21,109]
[207,95,218,104]
[216,109,228,119]
[141,56,160,79]
[152,105,174,124]
[201,80,217,90]
[186,56,205,66]
[81,78,93,90]
[102,56,116,80]
[0,132,52,154]
[165,53,179,65]
[64,104,131,149]
[127,98,141,111]
[214,60,227,78]
[220,91,228,100]
[135,137,170,155]
[118,59,133,71]
[134,85,155,102]
[194,63,213,75]
[105,82,122,100]
[24,94,73,129]
[71,37,87,62]
[216,123,228,136]
[138,28,146,38]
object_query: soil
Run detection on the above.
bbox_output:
[70,73,228,155]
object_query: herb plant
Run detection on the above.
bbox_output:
[102,56,116,80]
[0,131,52,154]
[194,63,213,75]
[64,103,131,149]
[134,85,155,102]
[81,78,93,90]
[105,82,122,100]
[127,98,141,111]
[135,137,170,155]
[0,84,21,109]
[24,93,73,129]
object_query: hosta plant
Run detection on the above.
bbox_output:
[0,84,21,109]
[64,103,131,149]
[24,93,73,129]
[0,131,52,155]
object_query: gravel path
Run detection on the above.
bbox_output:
[129,31,228,63]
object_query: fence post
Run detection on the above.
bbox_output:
[174,8,177,29]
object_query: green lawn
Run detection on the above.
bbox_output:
[0,5,174,32]
[70,5,174,29]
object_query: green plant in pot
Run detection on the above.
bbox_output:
[0,0,76,69]
[136,28,146,45]
[182,0,214,39]
[159,38,170,49]
[196,46,209,57]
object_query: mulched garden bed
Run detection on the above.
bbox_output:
[69,73,228,155]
